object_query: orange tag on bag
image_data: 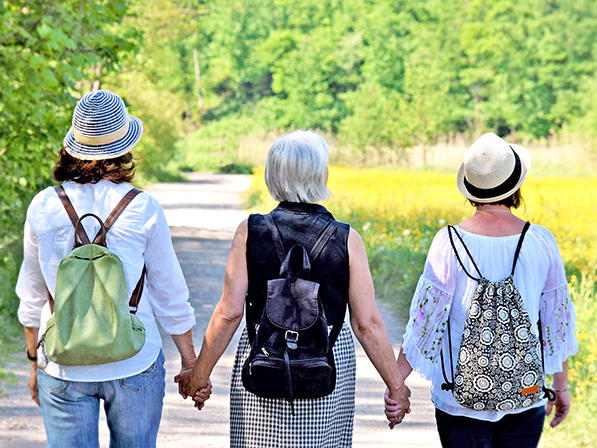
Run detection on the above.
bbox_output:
[522,385,539,396]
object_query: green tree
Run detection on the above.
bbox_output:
[0,0,137,247]
[0,0,137,344]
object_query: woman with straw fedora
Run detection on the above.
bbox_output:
[16,90,210,448]
[385,133,578,447]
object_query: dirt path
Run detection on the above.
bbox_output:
[0,173,439,447]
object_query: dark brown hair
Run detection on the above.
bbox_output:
[53,147,136,184]
[469,189,523,209]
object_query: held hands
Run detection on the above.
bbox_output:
[384,385,411,429]
[174,364,212,411]
[546,389,571,428]
[193,380,212,410]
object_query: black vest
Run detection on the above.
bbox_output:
[246,202,350,333]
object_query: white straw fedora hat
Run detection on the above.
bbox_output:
[63,90,143,160]
[457,133,531,203]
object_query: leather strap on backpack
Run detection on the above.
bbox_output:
[53,185,146,314]
[263,215,286,262]
[264,214,341,264]
[309,221,340,262]
[95,188,142,243]
[55,185,91,246]
[129,265,146,314]
[92,188,145,313]
[262,214,344,348]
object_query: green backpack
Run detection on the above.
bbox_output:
[41,185,146,366]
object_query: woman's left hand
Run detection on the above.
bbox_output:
[546,389,571,427]
[28,365,40,406]
[174,367,194,399]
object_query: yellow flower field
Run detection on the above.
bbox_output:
[248,167,597,447]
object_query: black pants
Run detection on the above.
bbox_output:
[435,406,546,448]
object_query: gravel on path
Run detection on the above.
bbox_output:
[0,173,439,448]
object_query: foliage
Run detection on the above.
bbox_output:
[171,0,597,159]
[0,241,22,346]
[0,0,137,355]
[247,166,597,447]
[0,0,137,246]
[542,271,596,447]
[173,105,278,172]
[102,0,201,181]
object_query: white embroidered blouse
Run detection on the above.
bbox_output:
[402,224,578,422]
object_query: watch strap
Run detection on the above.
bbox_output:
[26,348,37,361]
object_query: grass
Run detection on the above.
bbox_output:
[540,272,597,447]
[0,239,25,394]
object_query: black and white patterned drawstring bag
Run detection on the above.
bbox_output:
[441,222,556,412]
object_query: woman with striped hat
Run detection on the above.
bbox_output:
[17,90,210,448]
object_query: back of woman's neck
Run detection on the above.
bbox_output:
[458,208,526,237]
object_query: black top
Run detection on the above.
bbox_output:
[246,202,351,332]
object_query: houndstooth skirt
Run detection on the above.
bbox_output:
[230,323,356,448]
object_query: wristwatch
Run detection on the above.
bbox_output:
[26,348,37,361]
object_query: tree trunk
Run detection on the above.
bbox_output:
[193,48,204,114]
[91,64,101,91]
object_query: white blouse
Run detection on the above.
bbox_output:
[16,180,196,382]
[402,224,578,422]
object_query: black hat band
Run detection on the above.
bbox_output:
[463,146,522,199]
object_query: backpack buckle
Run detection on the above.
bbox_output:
[129,305,138,314]
[285,330,299,350]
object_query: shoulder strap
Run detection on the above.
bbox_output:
[310,220,342,349]
[129,265,146,314]
[447,226,482,280]
[327,305,346,348]
[54,185,90,246]
[102,188,145,313]
[510,221,531,276]
[309,221,340,262]
[93,188,142,244]
[263,214,285,262]
[54,186,146,313]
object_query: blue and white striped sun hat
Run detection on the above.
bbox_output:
[63,90,143,160]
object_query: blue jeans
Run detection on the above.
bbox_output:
[38,351,166,448]
[435,406,546,448]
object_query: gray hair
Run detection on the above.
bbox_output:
[265,130,330,203]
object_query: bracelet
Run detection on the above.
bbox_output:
[554,387,568,393]
[26,348,37,362]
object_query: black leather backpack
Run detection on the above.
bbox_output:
[242,215,342,414]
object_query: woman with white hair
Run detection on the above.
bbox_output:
[177,130,411,447]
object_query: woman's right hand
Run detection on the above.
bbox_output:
[192,379,213,411]
[546,389,570,427]
[384,386,411,429]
